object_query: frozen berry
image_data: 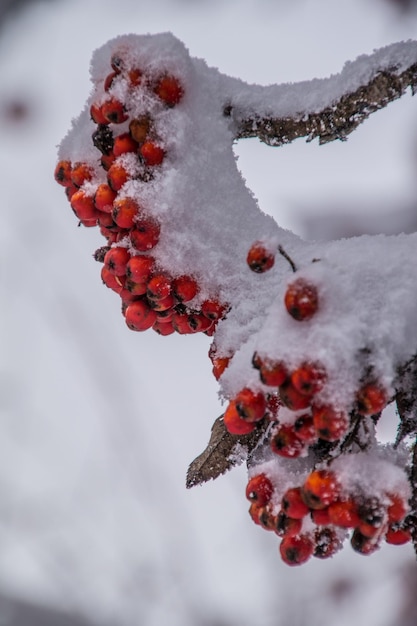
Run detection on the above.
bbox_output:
[247,241,275,273]
[284,278,318,321]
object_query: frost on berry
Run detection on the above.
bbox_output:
[56,33,417,567]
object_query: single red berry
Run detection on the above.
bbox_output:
[259,358,288,387]
[386,493,409,524]
[279,534,314,566]
[90,102,108,125]
[248,502,263,526]
[65,184,78,202]
[171,312,193,335]
[154,75,183,106]
[385,525,411,545]
[275,512,303,538]
[113,132,139,157]
[201,299,228,321]
[223,401,256,436]
[126,255,154,284]
[293,413,317,443]
[103,247,130,276]
[147,274,172,301]
[130,217,160,251]
[314,528,341,559]
[235,388,266,422]
[357,497,387,538]
[356,382,388,415]
[270,424,305,458]
[301,470,340,510]
[312,404,349,442]
[211,356,230,381]
[291,361,326,396]
[101,266,125,294]
[245,474,274,506]
[246,241,275,273]
[258,506,278,532]
[94,183,117,213]
[125,278,148,296]
[186,313,214,334]
[107,160,130,191]
[112,197,140,229]
[140,141,165,166]
[127,67,143,87]
[101,152,117,171]
[125,299,157,331]
[311,508,332,526]
[54,160,72,186]
[281,487,310,519]
[279,380,312,411]
[152,319,175,336]
[70,189,99,224]
[104,71,118,91]
[328,498,361,528]
[284,278,318,321]
[71,162,93,188]
[172,275,199,302]
[149,294,175,312]
[101,97,128,124]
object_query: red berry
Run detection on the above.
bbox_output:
[258,507,278,532]
[328,498,361,528]
[312,404,349,442]
[126,255,154,284]
[70,189,99,224]
[140,141,165,166]
[147,274,172,301]
[101,152,116,171]
[270,424,305,458]
[245,474,274,506]
[279,380,312,411]
[107,161,130,191]
[149,295,175,312]
[90,102,108,125]
[94,183,117,213]
[357,497,387,537]
[112,197,140,229]
[291,361,326,396]
[279,534,314,566]
[235,388,266,422]
[301,470,340,510]
[172,275,199,302]
[356,382,388,415]
[130,217,160,251]
[351,529,381,555]
[201,299,228,321]
[259,358,288,387]
[281,487,310,519]
[311,508,332,526]
[293,413,317,443]
[211,356,230,380]
[284,278,318,321]
[71,162,93,188]
[385,525,411,545]
[386,493,408,524]
[125,278,147,296]
[152,319,175,336]
[154,75,183,106]
[246,241,275,273]
[101,97,128,124]
[103,247,130,276]
[125,299,157,331]
[186,313,213,334]
[223,401,256,435]
[127,67,143,87]
[104,71,118,91]
[113,132,139,157]
[101,266,125,294]
[54,160,72,186]
[248,502,263,526]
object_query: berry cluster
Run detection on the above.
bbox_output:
[54,46,228,337]
[246,463,411,566]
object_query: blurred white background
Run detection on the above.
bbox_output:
[0,0,417,624]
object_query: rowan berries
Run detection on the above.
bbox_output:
[270,424,305,458]
[223,401,256,435]
[312,404,349,442]
[172,275,199,302]
[54,160,72,186]
[279,380,312,411]
[130,217,160,251]
[112,197,140,229]
[113,132,139,157]
[257,357,288,387]
[125,255,154,284]
[281,487,310,519]
[284,278,318,321]
[246,474,274,506]
[301,470,340,510]
[246,241,275,273]
[291,361,326,396]
[279,534,314,566]
[140,141,165,166]
[129,116,151,144]
[356,382,388,415]
[235,388,266,422]
[101,97,128,124]
[154,75,183,106]
[125,299,158,331]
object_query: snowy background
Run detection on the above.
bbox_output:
[1,0,417,624]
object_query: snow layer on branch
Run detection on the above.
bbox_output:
[222,39,417,120]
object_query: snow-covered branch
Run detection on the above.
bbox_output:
[225,40,417,145]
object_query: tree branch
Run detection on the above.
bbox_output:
[225,41,417,146]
